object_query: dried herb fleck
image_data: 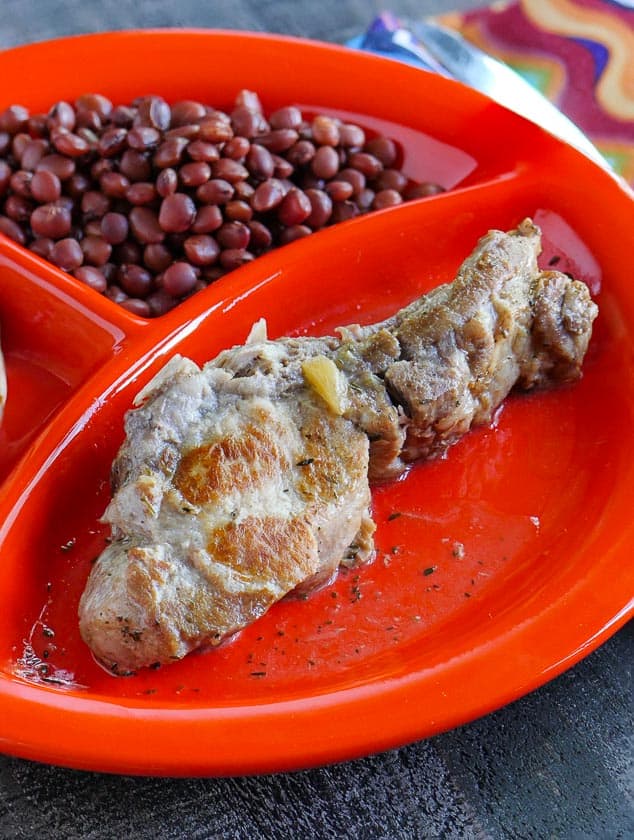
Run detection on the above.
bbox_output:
[121,626,143,642]
[60,538,76,552]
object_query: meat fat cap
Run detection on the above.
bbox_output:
[133,355,201,407]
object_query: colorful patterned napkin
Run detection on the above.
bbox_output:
[355,0,634,185]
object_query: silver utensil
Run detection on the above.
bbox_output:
[371,18,612,173]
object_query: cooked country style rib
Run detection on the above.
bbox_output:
[79,219,598,672]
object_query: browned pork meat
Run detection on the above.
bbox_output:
[79,219,598,672]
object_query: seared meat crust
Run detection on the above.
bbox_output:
[79,220,598,671]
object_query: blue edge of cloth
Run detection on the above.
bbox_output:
[347,12,439,72]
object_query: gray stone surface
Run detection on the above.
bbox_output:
[0,0,481,49]
[0,2,632,838]
[0,624,631,839]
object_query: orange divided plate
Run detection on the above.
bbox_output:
[0,31,632,776]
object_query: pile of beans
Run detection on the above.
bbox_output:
[0,91,444,316]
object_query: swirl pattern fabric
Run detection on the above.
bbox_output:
[446,0,634,183]
[358,0,633,184]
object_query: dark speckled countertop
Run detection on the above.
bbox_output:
[0,2,632,838]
